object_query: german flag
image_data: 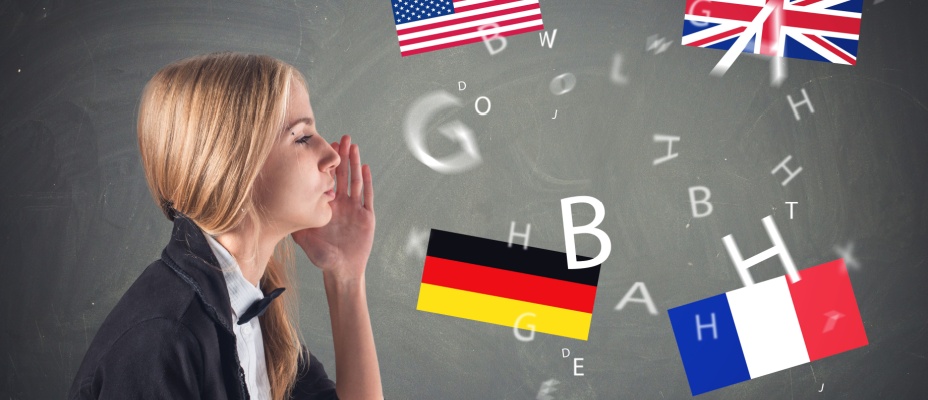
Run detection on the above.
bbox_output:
[416,229,602,340]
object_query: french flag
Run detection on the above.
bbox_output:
[668,259,868,396]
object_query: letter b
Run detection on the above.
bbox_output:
[561,196,612,269]
[688,186,713,218]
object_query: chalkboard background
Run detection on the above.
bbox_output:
[2,0,926,398]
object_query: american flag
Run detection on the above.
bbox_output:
[392,0,545,57]
[682,0,862,65]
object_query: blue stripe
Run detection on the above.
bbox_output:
[669,294,751,396]
[822,36,859,57]
[826,0,863,13]
[784,34,831,63]
[682,19,719,37]
[744,33,757,54]
[704,36,738,51]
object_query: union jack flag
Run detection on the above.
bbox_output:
[682,0,862,65]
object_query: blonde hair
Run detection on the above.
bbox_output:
[137,52,306,400]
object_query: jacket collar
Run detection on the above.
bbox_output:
[202,232,266,323]
[160,214,236,335]
[160,214,252,399]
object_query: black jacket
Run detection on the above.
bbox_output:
[68,215,338,399]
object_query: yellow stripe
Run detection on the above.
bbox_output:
[416,283,592,340]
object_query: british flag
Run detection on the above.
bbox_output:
[682,0,862,65]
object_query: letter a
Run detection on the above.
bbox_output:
[615,282,658,315]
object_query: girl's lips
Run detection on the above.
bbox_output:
[324,189,335,200]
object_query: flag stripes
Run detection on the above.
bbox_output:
[417,229,601,341]
[669,259,867,395]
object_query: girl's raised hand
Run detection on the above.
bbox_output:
[292,135,375,282]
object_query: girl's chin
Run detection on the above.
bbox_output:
[288,210,331,232]
[308,206,334,226]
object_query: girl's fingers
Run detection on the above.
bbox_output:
[335,135,350,198]
[362,164,374,211]
[330,142,339,183]
[350,144,362,201]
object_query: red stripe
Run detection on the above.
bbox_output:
[760,0,784,56]
[790,0,824,6]
[805,33,856,65]
[400,23,543,57]
[687,26,747,47]
[399,14,542,47]
[685,0,764,22]
[454,0,524,14]
[397,3,540,36]
[784,10,860,35]
[421,256,597,313]
[786,259,868,361]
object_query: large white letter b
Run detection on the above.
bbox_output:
[561,196,612,269]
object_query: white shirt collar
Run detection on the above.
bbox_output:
[201,229,265,321]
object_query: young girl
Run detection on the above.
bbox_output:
[68,52,383,400]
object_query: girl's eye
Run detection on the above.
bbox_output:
[296,135,313,144]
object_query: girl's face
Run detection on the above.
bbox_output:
[252,79,340,233]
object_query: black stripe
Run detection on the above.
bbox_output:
[425,229,601,286]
